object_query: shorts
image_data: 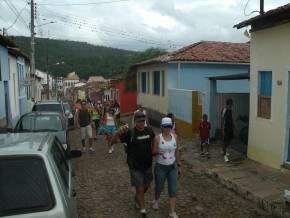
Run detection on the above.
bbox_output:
[154,162,178,198]
[106,125,117,135]
[80,125,93,140]
[224,129,234,145]
[129,167,153,187]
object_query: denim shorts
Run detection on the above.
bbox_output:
[106,125,117,134]
[154,162,178,198]
[129,167,153,187]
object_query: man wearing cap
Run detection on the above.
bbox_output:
[118,111,155,218]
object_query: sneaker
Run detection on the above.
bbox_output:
[108,149,113,154]
[224,155,229,162]
[152,200,159,210]
[226,152,230,157]
[140,209,147,218]
[200,152,205,156]
[82,147,86,153]
[205,152,209,155]
[111,146,114,152]
[89,147,95,153]
[168,212,179,218]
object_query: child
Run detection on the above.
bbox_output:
[199,114,211,157]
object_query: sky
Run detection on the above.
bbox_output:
[0,0,289,51]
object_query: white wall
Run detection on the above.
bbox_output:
[8,55,20,119]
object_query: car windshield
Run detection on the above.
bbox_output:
[18,115,63,132]
[63,103,71,112]
[33,104,62,113]
[0,156,55,217]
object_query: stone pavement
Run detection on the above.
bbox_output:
[70,120,276,218]
[181,136,290,218]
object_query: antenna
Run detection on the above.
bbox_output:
[260,0,265,15]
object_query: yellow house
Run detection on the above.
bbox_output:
[235,3,290,169]
[132,54,170,123]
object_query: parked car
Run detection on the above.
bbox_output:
[63,102,74,128]
[32,101,74,130]
[32,100,65,114]
[0,132,82,218]
[14,111,70,150]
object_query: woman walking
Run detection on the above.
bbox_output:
[152,117,183,218]
[104,108,117,154]
[92,104,101,140]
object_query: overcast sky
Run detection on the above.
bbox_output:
[0,0,289,51]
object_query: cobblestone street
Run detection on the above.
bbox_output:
[70,128,275,218]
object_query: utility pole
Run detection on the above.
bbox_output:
[30,0,36,99]
[260,0,264,15]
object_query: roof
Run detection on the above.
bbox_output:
[0,133,52,155]
[88,76,106,82]
[65,72,80,80]
[234,3,290,31]
[8,47,30,62]
[132,41,250,67]
[208,73,250,80]
[0,35,16,48]
[170,41,250,63]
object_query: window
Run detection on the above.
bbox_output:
[147,72,150,94]
[51,139,69,191]
[153,71,160,95]
[0,156,55,217]
[33,104,62,113]
[141,72,146,93]
[161,71,165,97]
[258,71,272,119]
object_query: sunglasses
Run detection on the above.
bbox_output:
[162,125,172,129]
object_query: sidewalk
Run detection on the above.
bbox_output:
[181,137,290,218]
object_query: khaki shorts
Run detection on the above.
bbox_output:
[80,125,93,140]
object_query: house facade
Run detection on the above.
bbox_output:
[133,41,250,136]
[64,72,79,96]
[235,3,290,169]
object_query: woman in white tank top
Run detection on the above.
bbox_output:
[152,117,183,218]
[105,108,117,154]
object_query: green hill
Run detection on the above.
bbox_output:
[13,36,166,79]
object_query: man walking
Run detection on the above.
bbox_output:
[76,100,94,153]
[221,99,234,162]
[118,111,155,218]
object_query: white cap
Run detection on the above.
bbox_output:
[161,117,172,126]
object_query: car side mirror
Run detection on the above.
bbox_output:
[68,150,82,159]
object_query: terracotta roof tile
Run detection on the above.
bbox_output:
[171,41,250,63]
[133,41,249,67]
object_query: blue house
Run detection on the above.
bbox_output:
[167,41,250,137]
[0,36,15,129]
[133,41,250,138]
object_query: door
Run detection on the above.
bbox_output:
[4,81,11,127]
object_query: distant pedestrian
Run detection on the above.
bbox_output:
[152,117,183,218]
[167,113,178,135]
[76,100,94,153]
[91,105,101,140]
[221,99,234,162]
[132,104,149,127]
[104,108,117,154]
[199,114,211,158]
[113,100,121,126]
[118,111,155,218]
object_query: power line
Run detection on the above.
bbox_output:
[5,3,28,30]
[39,8,183,49]
[38,0,131,6]
[3,0,29,29]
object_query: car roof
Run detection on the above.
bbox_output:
[34,100,63,105]
[23,111,64,117]
[0,133,53,155]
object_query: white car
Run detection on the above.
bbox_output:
[0,133,81,218]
